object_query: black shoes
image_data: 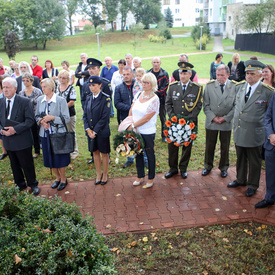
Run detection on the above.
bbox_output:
[101,177,108,185]
[255,199,274,208]
[164,171,178,179]
[88,157,94,164]
[162,137,167,143]
[0,153,8,160]
[245,188,256,197]
[51,181,60,189]
[57,180,68,191]
[202,169,211,176]
[227,180,246,188]
[181,171,188,179]
[95,174,103,185]
[31,186,40,196]
[220,170,228,178]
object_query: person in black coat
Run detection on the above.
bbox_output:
[83,76,111,186]
[16,61,41,93]
[227,53,245,82]
[0,77,40,195]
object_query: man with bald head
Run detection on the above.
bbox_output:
[148,57,169,142]
[100,56,118,81]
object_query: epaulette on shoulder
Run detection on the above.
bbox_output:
[102,92,111,99]
[262,83,275,91]
[206,79,215,84]
[235,80,246,86]
[169,81,178,86]
[192,81,203,87]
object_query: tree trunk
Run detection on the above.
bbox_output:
[111,21,114,32]
[69,17,73,36]
[43,39,47,50]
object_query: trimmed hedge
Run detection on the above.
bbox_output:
[0,183,116,274]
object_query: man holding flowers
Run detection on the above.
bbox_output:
[165,62,203,179]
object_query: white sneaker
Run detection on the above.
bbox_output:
[133,178,144,186]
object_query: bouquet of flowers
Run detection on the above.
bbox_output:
[113,131,145,164]
[163,115,197,147]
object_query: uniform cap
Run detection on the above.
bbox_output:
[86,58,102,68]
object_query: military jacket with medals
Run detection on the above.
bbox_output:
[83,91,111,138]
[166,80,203,124]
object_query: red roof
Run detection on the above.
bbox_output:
[78,19,93,27]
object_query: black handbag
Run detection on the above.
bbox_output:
[49,115,75,155]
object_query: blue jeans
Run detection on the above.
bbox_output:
[136,134,155,180]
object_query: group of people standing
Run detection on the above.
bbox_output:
[0,52,275,209]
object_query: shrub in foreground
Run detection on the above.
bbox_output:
[0,183,116,274]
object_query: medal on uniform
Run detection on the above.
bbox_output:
[177,93,180,96]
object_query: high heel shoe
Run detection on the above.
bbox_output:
[145,181,154,188]
[101,175,108,185]
[95,174,103,185]
[133,178,144,186]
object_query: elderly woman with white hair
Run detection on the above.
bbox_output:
[16,61,41,93]
[127,72,160,188]
[35,78,70,191]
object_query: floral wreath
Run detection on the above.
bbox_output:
[163,115,198,146]
[113,131,145,163]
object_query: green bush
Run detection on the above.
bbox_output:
[195,34,209,50]
[159,29,172,39]
[191,23,211,43]
[0,183,116,274]
[148,34,166,43]
[83,24,93,32]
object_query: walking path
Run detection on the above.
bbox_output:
[38,167,275,235]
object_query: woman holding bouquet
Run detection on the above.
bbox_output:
[127,72,159,188]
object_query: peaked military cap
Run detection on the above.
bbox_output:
[86,58,103,68]
[178,61,194,72]
[88,75,102,84]
[244,60,266,71]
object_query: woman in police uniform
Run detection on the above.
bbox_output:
[83,76,111,185]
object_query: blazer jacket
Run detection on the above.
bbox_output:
[233,81,274,147]
[83,92,111,138]
[16,75,42,93]
[0,95,34,151]
[264,93,275,151]
[166,80,203,124]
[203,79,236,131]
[42,68,59,79]
[35,95,70,137]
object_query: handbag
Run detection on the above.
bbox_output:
[49,115,75,155]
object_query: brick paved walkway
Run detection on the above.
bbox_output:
[39,167,275,234]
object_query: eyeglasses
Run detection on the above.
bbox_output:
[142,81,151,85]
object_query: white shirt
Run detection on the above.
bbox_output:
[246,80,261,101]
[79,64,86,86]
[6,94,16,119]
[132,94,160,135]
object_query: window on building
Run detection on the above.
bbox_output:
[163,0,170,5]
[210,8,212,17]
[195,8,199,12]
[175,8,180,13]
[175,0,180,4]
[175,18,182,21]
[228,16,231,21]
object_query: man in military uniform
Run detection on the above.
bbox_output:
[81,58,112,106]
[227,60,274,197]
[202,64,236,178]
[165,62,203,179]
[82,58,112,164]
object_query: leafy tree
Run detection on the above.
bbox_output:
[238,0,275,33]
[104,0,118,32]
[16,0,66,49]
[158,20,172,39]
[2,28,22,59]
[133,0,162,29]
[119,0,133,31]
[164,7,173,28]
[129,22,145,49]
[80,0,105,31]
[191,23,211,42]
[60,0,82,36]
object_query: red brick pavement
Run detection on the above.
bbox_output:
[39,167,275,234]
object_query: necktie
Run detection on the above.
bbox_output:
[245,87,251,103]
[6,100,11,118]
[220,84,225,93]
[182,84,186,93]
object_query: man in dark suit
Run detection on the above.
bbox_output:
[255,92,275,208]
[16,61,41,93]
[227,60,274,197]
[0,77,40,195]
